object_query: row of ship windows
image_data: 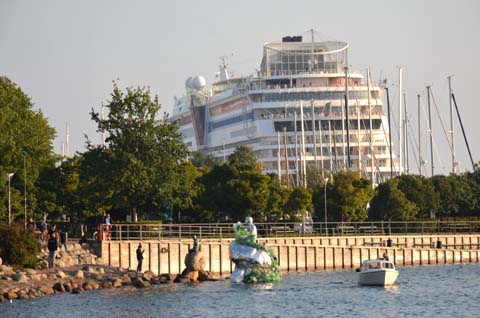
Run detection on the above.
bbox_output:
[274,119,382,132]
[256,147,391,160]
[262,159,391,171]
[250,91,372,102]
[207,112,382,132]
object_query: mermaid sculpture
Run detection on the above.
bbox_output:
[229,216,281,283]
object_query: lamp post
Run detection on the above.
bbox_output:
[324,177,329,236]
[22,150,27,228]
[7,173,14,225]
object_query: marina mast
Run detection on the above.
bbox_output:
[426,85,434,176]
[367,69,374,186]
[417,93,423,176]
[447,75,456,174]
[344,66,351,169]
[385,87,394,178]
[300,100,307,187]
[398,67,403,175]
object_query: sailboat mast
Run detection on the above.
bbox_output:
[448,75,456,174]
[344,67,351,169]
[451,93,475,171]
[328,121,333,174]
[283,127,290,189]
[398,67,403,174]
[357,101,362,177]
[403,92,409,174]
[426,85,434,176]
[312,100,317,166]
[300,100,307,188]
[277,131,282,183]
[341,99,346,170]
[319,121,325,178]
[294,111,299,186]
[385,87,394,178]
[367,69,374,186]
[417,93,423,176]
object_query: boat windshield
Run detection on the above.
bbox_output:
[365,261,394,270]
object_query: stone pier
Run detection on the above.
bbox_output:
[99,234,480,275]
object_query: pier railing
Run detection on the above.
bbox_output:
[95,221,480,241]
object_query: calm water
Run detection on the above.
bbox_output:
[3,264,480,318]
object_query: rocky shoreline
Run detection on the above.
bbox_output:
[0,242,218,303]
[0,263,219,302]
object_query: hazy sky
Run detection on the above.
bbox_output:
[1,0,479,175]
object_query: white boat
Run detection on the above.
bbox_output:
[357,259,399,286]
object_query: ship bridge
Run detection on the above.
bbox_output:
[260,37,348,77]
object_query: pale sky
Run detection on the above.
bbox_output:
[1,0,479,175]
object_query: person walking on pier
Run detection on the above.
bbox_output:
[136,243,144,273]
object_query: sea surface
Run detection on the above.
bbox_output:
[3,264,480,318]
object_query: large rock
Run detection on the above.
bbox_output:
[25,268,37,275]
[17,290,29,299]
[112,279,123,288]
[100,281,113,289]
[56,271,66,279]
[39,286,55,295]
[198,270,214,281]
[83,265,96,273]
[184,251,206,272]
[143,270,156,280]
[53,283,65,293]
[74,270,84,279]
[85,280,99,289]
[132,277,150,288]
[5,291,18,300]
[0,265,14,275]
[13,273,29,283]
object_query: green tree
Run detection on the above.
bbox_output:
[369,179,419,221]
[396,174,439,219]
[320,171,374,222]
[265,174,289,221]
[228,146,258,170]
[285,186,313,221]
[189,151,217,168]
[196,146,271,222]
[0,76,56,222]
[88,83,189,219]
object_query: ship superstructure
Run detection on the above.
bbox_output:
[171,35,398,185]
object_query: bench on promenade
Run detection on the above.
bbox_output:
[363,241,409,247]
[335,225,356,235]
[270,225,294,235]
[358,226,383,234]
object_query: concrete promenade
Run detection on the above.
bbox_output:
[100,234,480,275]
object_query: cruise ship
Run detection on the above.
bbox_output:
[171,34,398,186]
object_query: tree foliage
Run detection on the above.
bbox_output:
[369,178,419,221]
[313,171,374,222]
[0,76,56,222]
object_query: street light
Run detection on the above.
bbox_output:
[6,173,14,225]
[324,177,329,236]
[22,150,27,228]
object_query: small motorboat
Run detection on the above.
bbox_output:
[357,259,399,286]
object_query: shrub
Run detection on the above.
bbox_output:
[0,225,41,269]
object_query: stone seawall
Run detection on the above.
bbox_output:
[100,234,480,275]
